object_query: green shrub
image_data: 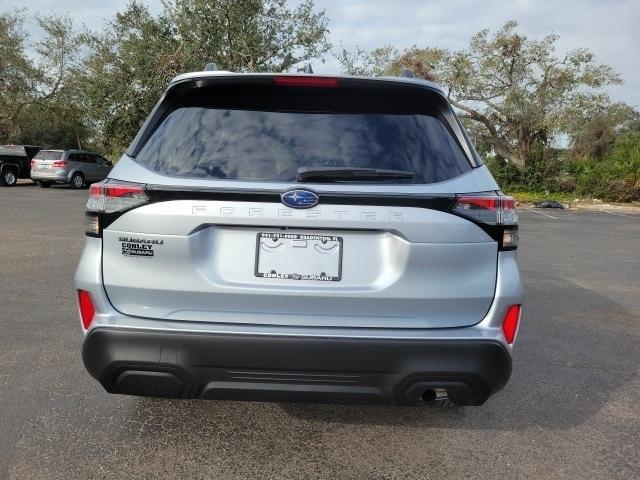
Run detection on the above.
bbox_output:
[484,156,523,189]
[506,190,575,204]
[485,153,564,192]
[607,179,640,202]
[610,132,640,187]
[484,131,640,202]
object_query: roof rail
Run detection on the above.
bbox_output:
[204,63,219,71]
[401,68,415,78]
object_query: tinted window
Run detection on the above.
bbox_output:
[135,108,471,184]
[83,154,96,163]
[36,150,64,160]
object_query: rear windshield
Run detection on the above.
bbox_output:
[35,150,63,160]
[134,80,474,184]
[136,109,471,184]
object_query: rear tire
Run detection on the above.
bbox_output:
[1,168,18,187]
[37,180,51,188]
[70,172,85,189]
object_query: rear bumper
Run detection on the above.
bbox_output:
[30,170,68,182]
[83,327,512,406]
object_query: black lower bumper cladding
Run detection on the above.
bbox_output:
[83,328,512,406]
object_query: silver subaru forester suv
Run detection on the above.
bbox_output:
[75,71,523,406]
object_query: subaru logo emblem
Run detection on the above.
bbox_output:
[281,189,319,209]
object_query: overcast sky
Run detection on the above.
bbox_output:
[5,0,639,107]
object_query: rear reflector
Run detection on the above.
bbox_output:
[274,76,338,87]
[502,305,521,344]
[77,290,95,329]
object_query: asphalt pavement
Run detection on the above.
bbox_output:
[1,183,639,479]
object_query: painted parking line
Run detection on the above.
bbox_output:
[522,207,557,219]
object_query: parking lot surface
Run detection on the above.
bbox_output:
[1,184,639,479]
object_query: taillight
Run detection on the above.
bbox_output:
[451,194,518,250]
[53,160,67,168]
[77,290,95,329]
[30,159,36,167]
[502,305,521,344]
[85,181,149,236]
[274,76,338,87]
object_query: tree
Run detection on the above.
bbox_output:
[0,10,81,144]
[78,0,331,157]
[76,1,180,156]
[0,10,36,141]
[563,99,639,160]
[610,131,640,188]
[339,21,622,170]
[14,100,90,149]
[168,0,330,72]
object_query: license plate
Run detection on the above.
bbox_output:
[255,232,342,281]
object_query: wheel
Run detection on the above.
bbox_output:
[37,180,51,188]
[70,172,85,189]
[1,168,18,187]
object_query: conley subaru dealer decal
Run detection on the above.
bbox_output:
[119,236,163,257]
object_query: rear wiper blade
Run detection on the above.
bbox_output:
[297,167,416,182]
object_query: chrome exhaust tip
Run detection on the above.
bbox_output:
[421,388,451,406]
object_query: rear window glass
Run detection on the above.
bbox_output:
[135,107,471,184]
[35,150,63,160]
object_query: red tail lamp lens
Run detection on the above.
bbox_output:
[274,76,338,87]
[78,290,95,329]
[502,305,521,344]
[104,184,146,197]
[88,183,102,197]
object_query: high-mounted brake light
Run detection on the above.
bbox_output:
[274,76,338,87]
[85,181,149,236]
[502,304,521,344]
[77,290,95,330]
[451,195,519,250]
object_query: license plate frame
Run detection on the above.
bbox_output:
[255,232,343,282]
